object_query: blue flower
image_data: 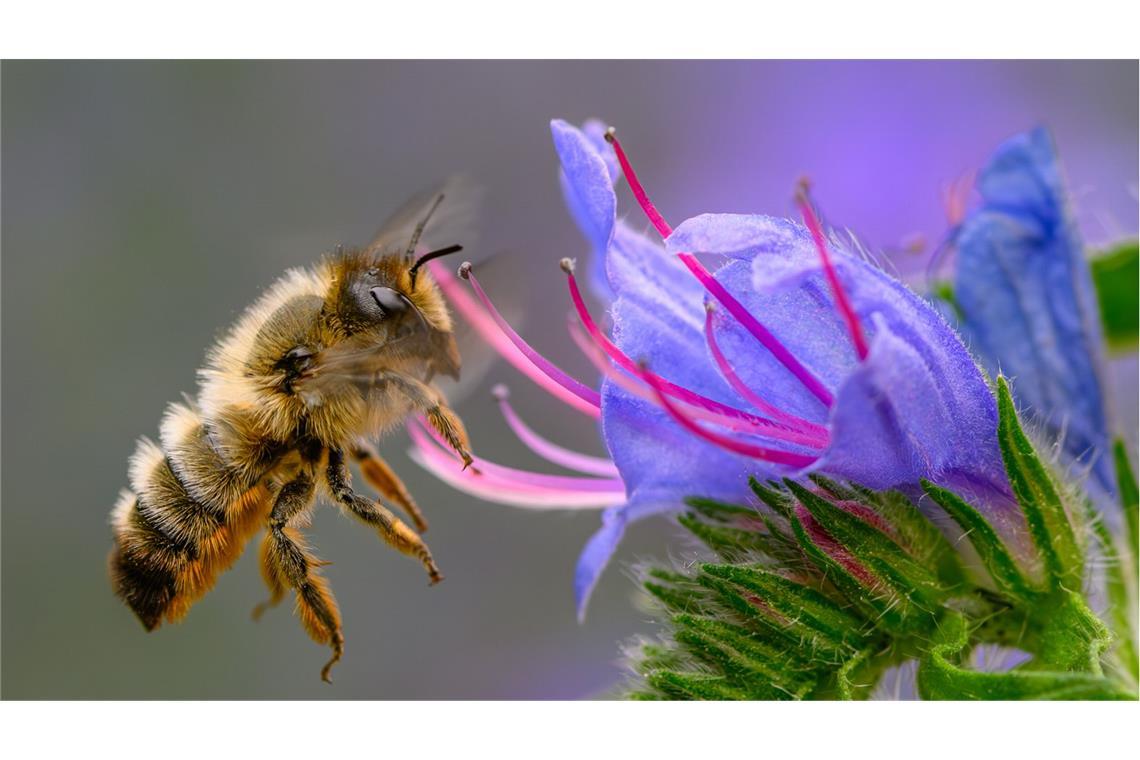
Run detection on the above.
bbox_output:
[413,119,1018,619]
[953,127,1116,506]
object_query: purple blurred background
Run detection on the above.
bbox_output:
[3,60,1137,698]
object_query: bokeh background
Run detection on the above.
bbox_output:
[2,60,1137,699]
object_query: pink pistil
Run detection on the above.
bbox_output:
[563,261,826,448]
[493,385,619,477]
[795,186,869,361]
[605,130,835,407]
[640,368,818,467]
[703,306,830,440]
[452,261,602,418]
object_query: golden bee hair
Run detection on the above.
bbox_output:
[109,218,472,682]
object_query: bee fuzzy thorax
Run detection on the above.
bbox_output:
[109,188,473,681]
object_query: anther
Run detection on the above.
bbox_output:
[458,261,473,280]
[560,257,577,274]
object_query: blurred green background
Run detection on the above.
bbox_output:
[2,61,1136,698]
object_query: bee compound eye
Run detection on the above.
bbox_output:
[369,286,408,315]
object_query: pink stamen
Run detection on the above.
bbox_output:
[563,260,827,448]
[703,306,830,439]
[795,185,869,361]
[640,367,818,467]
[678,252,835,406]
[412,419,624,493]
[408,423,623,508]
[449,261,601,418]
[604,128,673,238]
[605,130,835,407]
[492,385,619,478]
[429,259,598,418]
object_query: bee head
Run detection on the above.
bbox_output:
[328,248,463,379]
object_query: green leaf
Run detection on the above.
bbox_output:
[996,376,1084,587]
[1090,240,1139,352]
[921,479,1039,601]
[917,612,1134,700]
[1114,439,1139,560]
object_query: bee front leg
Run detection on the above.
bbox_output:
[352,440,429,532]
[264,471,344,683]
[327,448,443,585]
[376,371,473,469]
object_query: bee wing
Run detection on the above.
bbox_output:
[363,176,482,261]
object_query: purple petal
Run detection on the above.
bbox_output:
[552,118,616,263]
[954,127,1114,502]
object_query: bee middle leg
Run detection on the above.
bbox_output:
[352,439,429,533]
[327,448,443,585]
[264,472,344,683]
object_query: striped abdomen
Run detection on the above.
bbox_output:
[109,402,275,630]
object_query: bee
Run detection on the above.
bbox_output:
[109,188,473,682]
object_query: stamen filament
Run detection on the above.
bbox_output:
[678,252,835,406]
[703,306,830,439]
[408,422,625,503]
[796,185,870,361]
[639,368,818,467]
[493,385,620,477]
[562,260,826,447]
[452,261,602,418]
[604,128,673,238]
[604,128,835,407]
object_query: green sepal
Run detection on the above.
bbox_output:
[642,671,753,700]
[749,476,794,521]
[698,564,869,658]
[996,376,1084,587]
[917,612,1134,700]
[921,479,1040,601]
[678,512,777,562]
[1091,519,1139,681]
[643,569,715,616]
[1090,239,1139,352]
[1114,439,1139,560]
[786,481,949,617]
[671,614,817,699]
[786,508,914,634]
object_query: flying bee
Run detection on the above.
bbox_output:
[109,186,474,682]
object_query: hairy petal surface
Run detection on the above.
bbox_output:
[669,213,1009,502]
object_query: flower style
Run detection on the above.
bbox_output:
[412,119,1020,618]
[951,127,1117,508]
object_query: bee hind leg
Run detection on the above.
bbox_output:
[352,440,429,533]
[327,448,443,585]
[265,471,344,683]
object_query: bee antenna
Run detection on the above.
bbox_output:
[404,192,447,264]
[409,244,464,288]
